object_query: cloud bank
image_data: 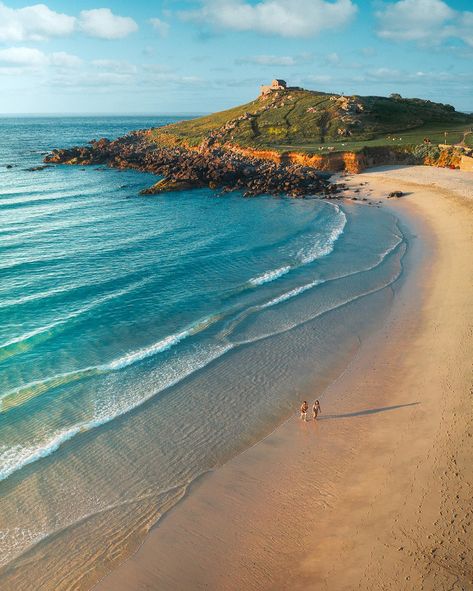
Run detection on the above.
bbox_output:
[0,2,138,42]
[180,0,357,38]
[0,45,81,68]
[0,2,75,42]
[79,9,138,40]
[376,0,473,47]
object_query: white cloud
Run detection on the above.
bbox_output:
[0,46,47,65]
[453,11,473,48]
[0,2,75,42]
[366,67,403,80]
[0,47,167,89]
[180,0,357,38]
[141,72,205,86]
[0,3,138,42]
[142,63,172,73]
[303,73,333,84]
[338,66,473,86]
[376,0,473,47]
[149,17,170,37]
[92,59,138,74]
[51,71,136,89]
[376,0,454,42]
[78,9,138,40]
[0,46,81,70]
[50,51,82,68]
[236,55,295,66]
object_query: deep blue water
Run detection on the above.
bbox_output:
[0,117,407,588]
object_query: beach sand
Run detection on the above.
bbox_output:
[95,166,473,591]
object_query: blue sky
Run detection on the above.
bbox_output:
[0,0,472,114]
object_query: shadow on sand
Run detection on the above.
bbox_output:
[318,402,419,421]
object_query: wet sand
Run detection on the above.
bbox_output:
[95,166,473,591]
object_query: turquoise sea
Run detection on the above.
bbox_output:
[0,117,407,590]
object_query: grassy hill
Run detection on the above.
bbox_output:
[149,88,473,155]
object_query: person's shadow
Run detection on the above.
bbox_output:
[318,402,419,420]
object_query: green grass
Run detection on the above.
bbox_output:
[148,89,473,154]
[271,122,473,154]
[151,99,261,146]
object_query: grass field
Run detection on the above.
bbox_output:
[149,89,473,155]
[271,122,473,154]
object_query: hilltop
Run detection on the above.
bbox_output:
[45,84,473,196]
[149,85,473,154]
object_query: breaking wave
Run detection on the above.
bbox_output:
[0,343,230,482]
[248,266,291,286]
[0,279,152,361]
[246,204,347,290]
[297,204,347,264]
[0,313,223,413]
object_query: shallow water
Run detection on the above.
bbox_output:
[0,117,407,589]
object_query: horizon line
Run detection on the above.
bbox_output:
[0,112,206,118]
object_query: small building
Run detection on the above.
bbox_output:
[260,79,287,96]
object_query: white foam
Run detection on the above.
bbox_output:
[239,247,405,347]
[104,329,192,371]
[0,344,231,483]
[248,266,291,286]
[0,426,84,482]
[103,313,221,371]
[245,205,346,292]
[0,313,223,408]
[0,284,77,309]
[0,526,47,568]
[0,322,59,349]
[262,279,323,308]
[297,205,347,264]
[0,279,151,352]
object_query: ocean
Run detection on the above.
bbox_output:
[0,116,407,590]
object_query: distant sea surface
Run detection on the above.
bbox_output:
[0,117,407,590]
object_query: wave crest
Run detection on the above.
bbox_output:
[248,266,291,286]
[0,343,230,483]
[297,204,347,264]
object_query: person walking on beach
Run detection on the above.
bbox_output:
[312,400,321,420]
[300,401,309,421]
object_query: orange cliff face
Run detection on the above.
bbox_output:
[286,151,364,173]
[222,142,468,174]
[149,132,465,175]
[226,144,366,173]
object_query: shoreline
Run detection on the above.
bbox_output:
[0,166,403,591]
[45,135,341,198]
[93,166,473,590]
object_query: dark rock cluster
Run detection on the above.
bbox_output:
[45,131,340,198]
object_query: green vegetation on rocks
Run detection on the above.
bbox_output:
[149,88,473,155]
[46,87,473,195]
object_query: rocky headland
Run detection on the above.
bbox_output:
[44,132,340,198]
[44,85,473,198]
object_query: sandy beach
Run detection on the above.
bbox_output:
[93,165,473,591]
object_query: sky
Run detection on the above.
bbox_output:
[0,0,472,114]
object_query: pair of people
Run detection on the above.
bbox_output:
[300,400,321,421]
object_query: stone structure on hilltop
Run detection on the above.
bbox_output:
[260,79,287,96]
[259,79,303,97]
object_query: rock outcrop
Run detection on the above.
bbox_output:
[45,131,340,198]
